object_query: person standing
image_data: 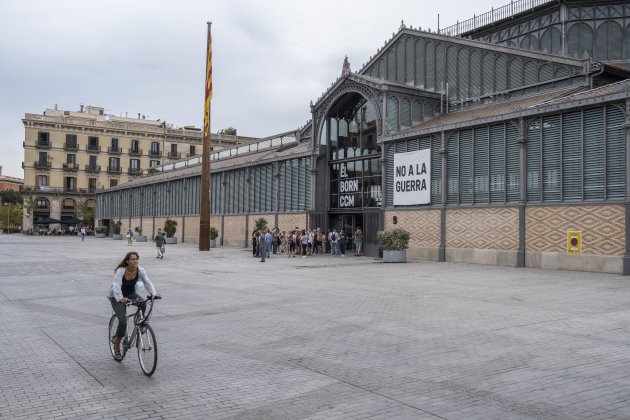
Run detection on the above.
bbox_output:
[353,227,363,256]
[258,230,266,262]
[339,230,347,257]
[155,229,166,259]
[264,228,273,259]
[126,228,134,246]
[80,226,86,242]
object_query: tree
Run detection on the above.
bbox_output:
[219,127,237,135]
[0,203,23,232]
[77,200,94,227]
[0,190,21,205]
[254,217,268,230]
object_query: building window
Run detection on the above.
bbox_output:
[62,198,76,210]
[130,159,140,170]
[151,142,160,155]
[65,134,77,149]
[66,154,76,164]
[109,179,118,187]
[38,132,50,146]
[150,160,160,167]
[36,198,48,208]
[37,175,48,187]
[131,139,140,154]
[108,157,120,171]
[88,178,97,193]
[65,177,76,192]
[189,145,196,156]
[88,136,100,151]
[38,151,48,164]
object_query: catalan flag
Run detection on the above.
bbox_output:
[204,23,212,138]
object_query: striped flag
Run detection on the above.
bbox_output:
[204,23,212,138]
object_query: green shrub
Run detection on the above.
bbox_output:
[164,218,177,238]
[254,217,268,230]
[134,226,143,235]
[377,228,410,250]
[209,226,219,240]
[96,226,107,234]
[112,220,122,235]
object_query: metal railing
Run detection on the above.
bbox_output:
[439,0,554,37]
[63,163,80,171]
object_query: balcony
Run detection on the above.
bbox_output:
[63,163,80,172]
[128,167,143,175]
[149,149,161,157]
[85,164,101,173]
[87,145,101,153]
[37,140,51,149]
[187,152,198,157]
[108,146,121,155]
[168,151,181,159]
[64,143,79,151]
[107,166,122,174]
[129,148,143,156]
[63,187,77,194]
[34,161,51,170]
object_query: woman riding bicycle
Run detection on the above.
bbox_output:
[106,251,161,361]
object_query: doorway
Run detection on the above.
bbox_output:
[331,213,363,254]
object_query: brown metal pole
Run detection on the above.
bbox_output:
[199,22,212,251]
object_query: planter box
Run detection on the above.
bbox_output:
[165,237,177,244]
[383,250,406,263]
[95,233,106,238]
[113,234,123,240]
[210,239,217,248]
[135,235,147,242]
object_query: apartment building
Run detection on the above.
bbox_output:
[22,105,256,231]
[0,166,23,193]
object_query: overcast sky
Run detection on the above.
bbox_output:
[0,0,502,178]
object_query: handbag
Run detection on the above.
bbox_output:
[161,246,166,254]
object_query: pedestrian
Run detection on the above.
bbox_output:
[252,229,259,257]
[126,228,134,246]
[339,230,347,257]
[106,251,161,361]
[301,229,308,258]
[80,226,86,242]
[353,226,363,256]
[155,229,166,259]
[258,230,266,262]
[330,229,340,257]
[264,228,272,258]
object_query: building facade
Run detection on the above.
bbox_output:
[0,166,23,193]
[96,0,630,274]
[22,105,257,231]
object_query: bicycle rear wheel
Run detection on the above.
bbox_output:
[108,315,119,359]
[137,324,157,376]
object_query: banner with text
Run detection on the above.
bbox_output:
[393,149,431,205]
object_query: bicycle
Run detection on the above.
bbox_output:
[108,295,160,376]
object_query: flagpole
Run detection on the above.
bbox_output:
[199,21,212,251]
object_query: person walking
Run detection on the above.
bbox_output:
[126,228,134,246]
[353,227,363,256]
[330,229,340,257]
[264,228,273,258]
[80,226,86,242]
[106,251,161,361]
[258,229,267,262]
[155,229,166,259]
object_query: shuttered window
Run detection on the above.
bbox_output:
[447,134,459,204]
[426,42,435,90]
[406,39,415,84]
[387,97,399,132]
[542,115,561,202]
[583,108,605,201]
[396,41,405,83]
[495,55,507,93]
[415,39,425,87]
[606,105,625,199]
[436,43,445,92]
[562,111,582,200]
[387,50,396,80]
[458,49,469,99]
[526,119,542,201]
[400,98,411,129]
[506,123,520,202]
[508,58,523,90]
[460,130,473,204]
[489,125,505,203]
[482,53,494,95]
[447,45,458,100]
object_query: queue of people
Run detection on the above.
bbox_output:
[251,226,364,261]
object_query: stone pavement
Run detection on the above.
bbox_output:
[2,234,630,419]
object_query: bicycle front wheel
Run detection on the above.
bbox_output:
[108,315,119,359]
[136,324,157,376]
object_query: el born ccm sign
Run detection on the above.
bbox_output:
[393,149,431,206]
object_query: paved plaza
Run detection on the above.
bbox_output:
[2,234,630,419]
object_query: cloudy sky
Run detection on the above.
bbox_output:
[0,0,502,178]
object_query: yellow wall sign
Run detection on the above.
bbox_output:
[567,231,582,254]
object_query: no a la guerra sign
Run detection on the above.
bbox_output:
[393,149,431,205]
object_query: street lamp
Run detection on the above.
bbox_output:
[4,203,11,233]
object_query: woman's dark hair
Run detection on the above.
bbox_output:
[114,251,140,272]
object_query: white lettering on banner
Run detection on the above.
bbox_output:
[339,195,355,207]
[393,149,431,205]
[340,164,348,178]
[340,179,359,193]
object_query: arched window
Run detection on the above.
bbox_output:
[482,53,494,95]
[387,97,399,132]
[568,22,593,58]
[540,27,562,54]
[425,42,435,90]
[495,55,508,92]
[396,41,405,82]
[378,58,386,78]
[447,45,458,100]
[520,34,538,51]
[524,61,537,85]
[469,50,481,97]
[415,39,425,87]
[596,21,622,60]
[436,43,446,92]
[458,48,470,99]
[508,58,523,89]
[539,63,554,81]
[387,49,396,80]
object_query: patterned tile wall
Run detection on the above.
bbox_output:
[384,210,440,248]
[224,215,247,245]
[526,205,624,255]
[446,208,519,250]
[278,213,309,232]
